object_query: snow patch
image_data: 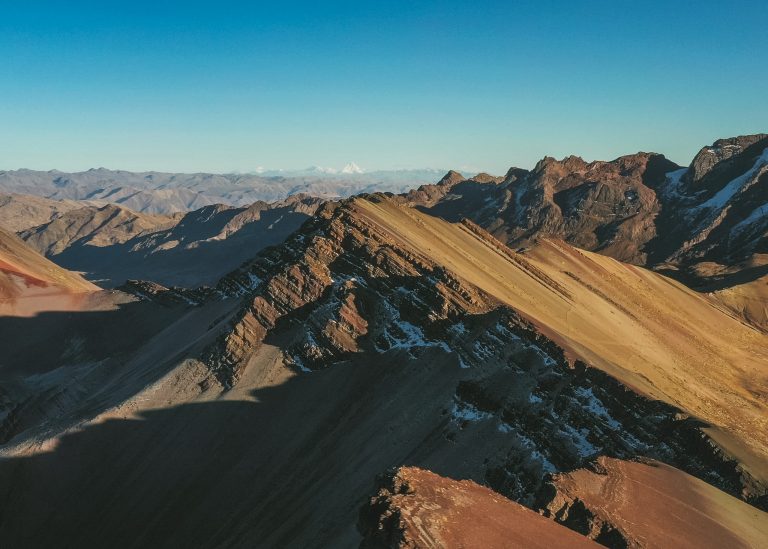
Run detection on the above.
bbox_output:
[560,423,599,458]
[448,321,468,336]
[573,387,621,430]
[515,432,557,473]
[267,215,284,230]
[696,148,768,213]
[662,167,689,198]
[451,399,493,422]
[730,202,768,236]
[290,354,312,373]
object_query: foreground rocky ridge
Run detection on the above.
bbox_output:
[358,466,600,548]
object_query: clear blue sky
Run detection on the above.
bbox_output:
[0,1,765,174]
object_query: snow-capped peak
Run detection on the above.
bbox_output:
[341,162,364,174]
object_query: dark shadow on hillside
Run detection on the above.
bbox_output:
[0,294,240,452]
[0,293,759,548]
[655,262,768,292]
[49,206,313,288]
[0,296,186,378]
[0,351,478,549]
[413,181,505,223]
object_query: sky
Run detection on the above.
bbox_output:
[0,1,765,174]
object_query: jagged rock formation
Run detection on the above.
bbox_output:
[652,134,768,270]
[406,153,676,265]
[191,192,768,537]
[358,466,600,548]
[410,135,768,291]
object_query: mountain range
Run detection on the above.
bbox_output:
[0,135,766,548]
[0,167,444,214]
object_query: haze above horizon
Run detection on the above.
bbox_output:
[1,1,765,174]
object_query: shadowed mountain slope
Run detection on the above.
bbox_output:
[17,195,324,287]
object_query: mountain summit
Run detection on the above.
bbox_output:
[340,161,364,174]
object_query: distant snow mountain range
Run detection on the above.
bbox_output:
[0,165,446,214]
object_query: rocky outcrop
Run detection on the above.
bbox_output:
[417,153,678,265]
[652,135,768,269]
[358,467,600,548]
[683,134,768,189]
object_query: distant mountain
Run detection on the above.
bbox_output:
[0,167,444,214]
[0,193,105,233]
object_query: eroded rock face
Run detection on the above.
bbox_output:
[684,134,768,189]
[414,153,677,266]
[205,198,492,386]
[358,466,600,549]
[653,135,768,269]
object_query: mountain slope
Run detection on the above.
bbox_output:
[19,203,176,256]
[540,456,768,548]
[210,193,766,498]
[350,197,767,475]
[0,193,104,233]
[0,187,765,546]
[406,153,677,265]
[0,226,97,297]
[0,226,100,316]
[412,134,768,292]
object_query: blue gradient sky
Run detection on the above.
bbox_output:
[0,1,765,174]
